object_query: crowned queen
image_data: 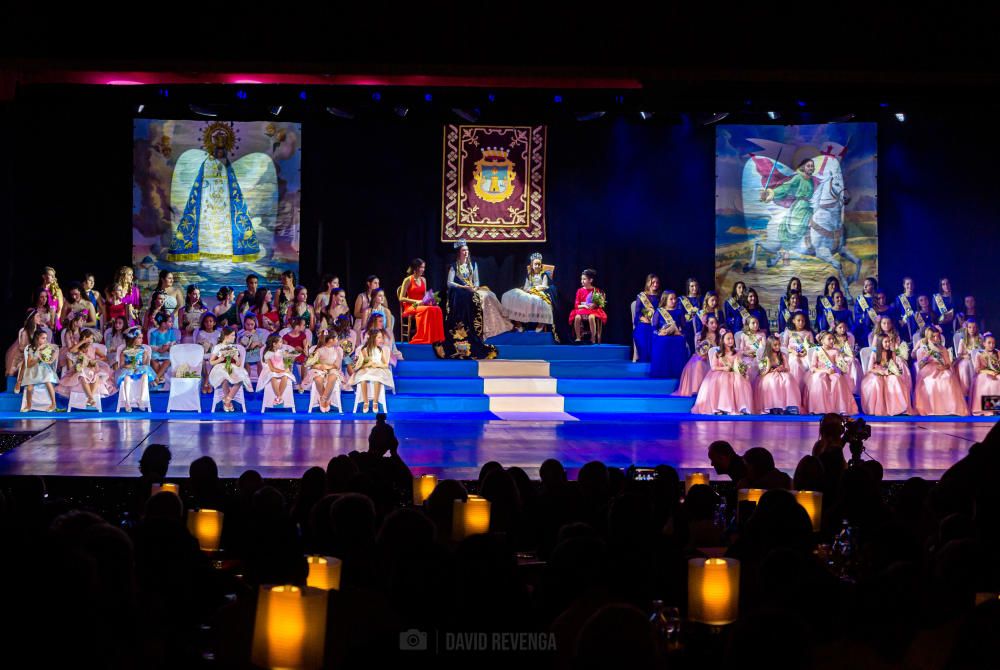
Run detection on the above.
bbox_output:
[501,252,555,333]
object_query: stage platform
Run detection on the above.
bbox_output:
[0,337,994,482]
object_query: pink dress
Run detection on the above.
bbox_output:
[913,345,969,416]
[806,347,859,415]
[55,346,116,397]
[782,330,814,390]
[955,335,983,393]
[122,284,141,326]
[860,352,912,416]
[755,356,802,413]
[256,350,297,392]
[675,337,712,396]
[834,336,861,394]
[302,345,344,390]
[970,352,1000,415]
[692,350,754,414]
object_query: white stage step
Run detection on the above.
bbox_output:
[478,360,550,378]
[483,377,558,395]
[488,394,565,413]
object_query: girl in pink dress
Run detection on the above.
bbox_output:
[675,315,721,396]
[781,312,815,390]
[954,319,984,393]
[256,335,297,406]
[40,266,64,332]
[5,310,49,377]
[103,316,128,370]
[735,315,767,385]
[833,320,861,394]
[756,335,802,414]
[569,269,608,343]
[303,332,345,412]
[913,326,969,416]
[806,331,859,415]
[970,334,1000,416]
[861,335,912,416]
[112,266,142,326]
[56,329,115,407]
[58,312,86,374]
[692,331,754,415]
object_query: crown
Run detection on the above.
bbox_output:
[202,121,237,154]
[482,147,509,160]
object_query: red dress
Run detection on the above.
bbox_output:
[568,287,608,324]
[107,302,130,325]
[401,276,445,344]
[282,331,308,363]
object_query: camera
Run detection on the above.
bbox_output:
[843,417,871,467]
[982,395,1000,412]
[399,629,428,651]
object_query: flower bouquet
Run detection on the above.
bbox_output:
[340,339,354,356]
[642,307,654,321]
[73,354,96,374]
[175,363,201,379]
[280,345,297,371]
[886,359,902,376]
[304,349,321,368]
[732,359,749,377]
[38,345,55,365]
[591,292,607,310]
[422,290,441,306]
[218,345,240,375]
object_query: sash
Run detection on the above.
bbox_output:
[984,351,1000,374]
[858,295,878,327]
[728,297,752,324]
[934,293,950,321]
[820,296,836,330]
[899,294,915,318]
[455,263,475,288]
[913,311,927,331]
[680,296,698,322]
[816,346,850,374]
[657,307,677,332]
[638,293,655,320]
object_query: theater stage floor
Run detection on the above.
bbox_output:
[0,416,993,481]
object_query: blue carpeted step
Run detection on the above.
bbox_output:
[396,344,440,361]
[493,344,632,361]
[395,360,480,377]
[563,395,696,413]
[485,331,555,345]
[557,378,679,395]
[549,361,651,378]
[394,377,484,394]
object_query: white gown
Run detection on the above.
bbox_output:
[350,345,395,390]
[207,344,253,389]
[501,272,554,325]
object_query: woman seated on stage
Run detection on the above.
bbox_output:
[913,326,969,416]
[207,326,253,412]
[112,265,142,326]
[214,286,240,329]
[60,283,98,331]
[285,285,315,332]
[934,277,958,342]
[806,331,858,415]
[723,281,749,333]
[238,313,266,381]
[196,313,221,393]
[82,273,105,331]
[832,320,861,393]
[955,318,984,393]
[276,270,297,322]
[906,295,936,343]
[437,240,505,359]
[149,312,178,388]
[756,335,801,414]
[652,291,685,338]
[816,276,842,325]
[178,285,208,343]
[154,271,184,318]
[351,329,395,413]
[281,317,312,389]
[692,330,754,415]
[971,334,1000,416]
[353,275,381,334]
[303,332,345,413]
[817,290,854,333]
[115,327,156,412]
[853,277,880,345]
[257,335,296,407]
[103,316,128,368]
[56,328,115,408]
[251,288,281,333]
[6,310,49,377]
[400,258,445,344]
[957,295,984,333]
[744,288,769,334]
[569,268,607,343]
[143,290,169,336]
[502,252,555,333]
[735,315,766,384]
[236,274,259,319]
[15,329,59,411]
[680,277,702,353]
[781,312,815,388]
[633,273,661,363]
[674,314,721,396]
[861,334,912,416]
[650,291,686,378]
[777,289,809,334]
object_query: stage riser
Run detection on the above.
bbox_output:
[397,343,632,361]
[395,361,654,379]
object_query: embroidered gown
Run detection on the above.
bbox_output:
[401,275,445,344]
[437,261,502,360]
[502,271,554,325]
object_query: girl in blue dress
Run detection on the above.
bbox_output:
[149,313,178,387]
[116,327,156,410]
[15,329,59,411]
[632,274,661,362]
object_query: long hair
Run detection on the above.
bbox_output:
[185,284,206,310]
[875,334,893,365]
[785,276,802,302]
[253,288,271,317]
[644,274,660,294]
[686,277,700,296]
[318,274,339,295]
[703,315,721,346]
[219,326,237,343]
[721,332,737,356]
[23,310,39,341]
[746,287,760,309]
[703,290,720,312]
[766,335,785,367]
[730,281,747,305]
[824,276,841,297]
[156,270,172,291]
[265,334,283,353]
[362,328,382,357]
[30,329,48,349]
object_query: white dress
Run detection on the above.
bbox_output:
[501,272,554,325]
[350,345,395,390]
[196,329,221,361]
[255,350,297,392]
[207,344,253,390]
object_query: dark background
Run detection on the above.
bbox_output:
[0,86,994,347]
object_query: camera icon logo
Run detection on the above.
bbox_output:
[399,629,428,651]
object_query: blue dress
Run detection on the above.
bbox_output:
[778,296,812,333]
[933,293,957,341]
[632,292,660,363]
[724,299,747,334]
[650,307,689,378]
[116,347,156,385]
[746,306,770,334]
[892,294,920,342]
[678,295,702,355]
[149,329,177,362]
[853,295,878,346]
[817,307,854,333]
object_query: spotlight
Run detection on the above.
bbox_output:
[796,100,806,107]
[236,90,248,100]
[372,91,382,102]
[137,104,144,114]
[325,106,355,120]
[701,112,730,125]
[830,113,856,123]
[299,90,307,100]
[189,104,218,118]
[269,105,283,117]
[452,107,481,122]
[424,93,433,102]
[575,111,606,122]
[639,111,655,120]
[487,93,495,103]
[394,105,409,118]
[553,95,563,104]
[767,111,780,120]
[895,112,906,122]
[158,88,169,98]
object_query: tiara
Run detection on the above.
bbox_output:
[126,326,142,339]
[530,252,543,262]
[453,239,468,249]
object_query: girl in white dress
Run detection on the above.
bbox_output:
[15,330,59,411]
[303,332,345,413]
[208,326,253,412]
[196,313,222,393]
[237,314,267,381]
[351,329,395,413]
[501,253,554,332]
[257,334,296,407]
[57,328,115,407]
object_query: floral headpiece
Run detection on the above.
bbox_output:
[453,239,468,249]
[125,326,142,340]
[983,331,994,339]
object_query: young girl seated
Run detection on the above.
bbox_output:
[282,317,312,389]
[15,329,59,412]
[149,313,178,387]
[691,330,754,415]
[116,327,156,412]
[806,331,858,415]
[502,253,554,333]
[861,334,912,416]
[208,326,253,412]
[756,335,801,414]
[781,312,815,389]
[735,315,767,385]
[350,329,395,413]
[303,332,345,413]
[196,313,221,393]
[257,334,297,407]
[238,314,266,381]
[56,328,115,408]
[103,316,129,369]
[955,319,984,393]
[569,269,608,343]
[332,315,358,392]
[913,326,969,416]
[5,310,49,377]
[971,334,1000,416]
[674,315,721,396]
